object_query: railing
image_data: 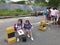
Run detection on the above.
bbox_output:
[0,3,47,12]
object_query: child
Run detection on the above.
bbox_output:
[24,20,34,41]
[14,19,24,42]
[43,7,50,24]
[43,8,48,18]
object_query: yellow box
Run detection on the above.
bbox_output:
[6,26,16,44]
[6,26,14,34]
[8,37,16,44]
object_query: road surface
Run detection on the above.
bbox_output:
[0,16,60,45]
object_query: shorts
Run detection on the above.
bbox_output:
[44,15,47,19]
[25,28,31,31]
[44,15,51,20]
[51,15,55,18]
[51,15,57,20]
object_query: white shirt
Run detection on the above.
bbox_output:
[55,9,59,16]
[50,9,56,16]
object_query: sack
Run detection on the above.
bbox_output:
[21,35,27,42]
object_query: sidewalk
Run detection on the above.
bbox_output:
[0,16,14,19]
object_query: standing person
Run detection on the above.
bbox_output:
[46,8,51,24]
[43,7,51,24]
[54,8,59,23]
[57,9,60,25]
[24,20,34,41]
[58,9,60,18]
[14,19,24,42]
[50,7,56,23]
[43,8,48,20]
[43,7,48,22]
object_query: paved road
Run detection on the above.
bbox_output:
[0,16,60,45]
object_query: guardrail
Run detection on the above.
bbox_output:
[0,3,47,12]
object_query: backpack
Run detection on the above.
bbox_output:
[21,35,27,42]
[14,24,17,31]
[43,9,47,15]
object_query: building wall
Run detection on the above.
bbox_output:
[5,0,28,3]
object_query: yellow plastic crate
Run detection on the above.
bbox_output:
[8,37,16,44]
[5,26,16,44]
[6,26,14,34]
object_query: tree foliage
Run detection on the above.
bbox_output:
[0,0,5,3]
[48,0,60,7]
[35,0,45,3]
[12,1,25,4]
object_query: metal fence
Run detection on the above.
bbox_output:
[0,3,47,12]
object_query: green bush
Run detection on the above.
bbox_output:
[16,9,23,12]
[0,9,32,16]
[11,1,25,4]
[35,2,47,6]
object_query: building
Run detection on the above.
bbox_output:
[5,0,35,4]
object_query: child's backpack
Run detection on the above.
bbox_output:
[14,24,17,31]
[43,9,47,15]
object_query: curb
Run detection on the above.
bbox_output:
[0,14,31,19]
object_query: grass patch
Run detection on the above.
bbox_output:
[34,2,47,6]
[0,9,32,16]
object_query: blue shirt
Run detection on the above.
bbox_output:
[24,24,32,30]
[16,24,22,30]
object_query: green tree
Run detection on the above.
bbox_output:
[12,1,25,4]
[0,0,5,3]
[35,0,45,3]
[48,0,60,7]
